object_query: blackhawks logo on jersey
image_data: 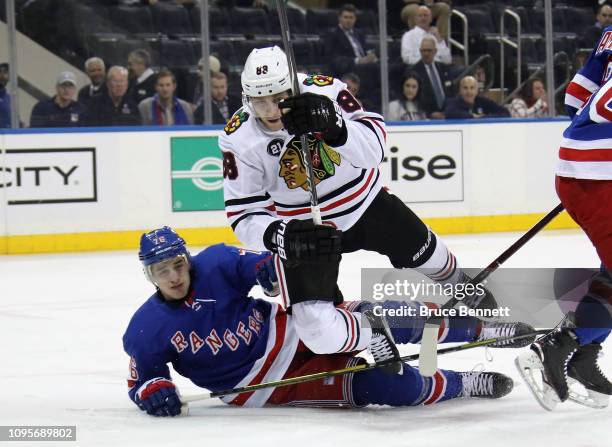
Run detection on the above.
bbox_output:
[224,109,249,135]
[303,74,334,87]
[279,135,341,191]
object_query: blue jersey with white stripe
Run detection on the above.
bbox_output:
[123,244,298,407]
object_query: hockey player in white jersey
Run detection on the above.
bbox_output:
[220,46,505,372]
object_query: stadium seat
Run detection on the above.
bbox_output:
[232,7,270,36]
[267,7,307,35]
[150,2,192,37]
[109,5,155,36]
[306,8,338,35]
[190,5,232,36]
[356,8,378,35]
[159,39,195,69]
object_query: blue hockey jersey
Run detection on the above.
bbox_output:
[565,25,612,118]
[123,244,299,408]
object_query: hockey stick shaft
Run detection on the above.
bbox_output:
[418,203,565,376]
[275,0,322,224]
[180,329,550,406]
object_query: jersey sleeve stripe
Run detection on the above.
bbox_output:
[225,193,272,207]
[227,204,276,218]
[572,73,602,93]
[355,118,385,162]
[361,116,387,141]
[230,211,274,230]
[566,81,596,105]
[565,93,585,110]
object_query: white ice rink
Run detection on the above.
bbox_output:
[1,229,610,447]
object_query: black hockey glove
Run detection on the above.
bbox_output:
[279,93,348,146]
[263,219,342,266]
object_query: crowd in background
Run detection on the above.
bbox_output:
[1,0,611,128]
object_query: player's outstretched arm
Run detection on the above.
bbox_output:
[134,377,182,417]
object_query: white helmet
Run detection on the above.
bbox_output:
[241,46,291,98]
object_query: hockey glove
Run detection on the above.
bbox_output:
[135,377,182,417]
[279,93,347,146]
[255,255,280,297]
[263,219,342,266]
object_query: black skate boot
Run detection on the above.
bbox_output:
[477,321,536,348]
[530,329,580,402]
[363,309,403,375]
[566,342,612,409]
[568,343,612,394]
[460,371,514,398]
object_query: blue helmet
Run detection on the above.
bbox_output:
[139,227,190,281]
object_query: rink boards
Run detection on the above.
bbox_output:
[0,118,578,254]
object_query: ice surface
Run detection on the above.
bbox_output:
[1,230,609,447]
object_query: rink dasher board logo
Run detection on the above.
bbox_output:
[0,148,97,205]
[381,130,464,203]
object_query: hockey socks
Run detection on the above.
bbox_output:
[352,364,462,407]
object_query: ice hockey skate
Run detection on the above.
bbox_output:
[363,309,403,375]
[460,371,514,399]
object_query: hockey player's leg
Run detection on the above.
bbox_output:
[352,364,513,407]
[359,299,535,347]
[343,189,497,310]
[516,271,611,410]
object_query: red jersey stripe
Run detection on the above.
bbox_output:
[559,147,612,162]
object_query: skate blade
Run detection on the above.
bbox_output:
[567,378,610,409]
[514,352,560,411]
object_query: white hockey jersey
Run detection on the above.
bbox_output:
[219,74,387,250]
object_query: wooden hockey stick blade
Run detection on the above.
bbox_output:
[418,322,442,376]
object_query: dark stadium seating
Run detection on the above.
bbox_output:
[306,8,338,35]
[232,7,270,36]
[150,2,192,37]
[267,7,308,36]
[108,5,155,36]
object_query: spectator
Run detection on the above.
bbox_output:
[581,4,612,48]
[324,3,378,78]
[340,72,377,112]
[192,55,222,106]
[0,63,10,128]
[139,69,194,125]
[127,49,156,105]
[194,71,241,124]
[30,71,84,128]
[83,66,140,126]
[445,75,510,119]
[78,57,107,104]
[387,72,427,121]
[508,77,549,118]
[411,36,452,119]
[401,5,451,65]
[400,0,452,41]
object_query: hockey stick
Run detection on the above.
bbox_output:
[275,0,322,224]
[418,203,566,377]
[180,329,550,413]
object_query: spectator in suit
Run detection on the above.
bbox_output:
[401,5,451,65]
[508,77,548,118]
[194,71,241,124]
[139,69,194,125]
[30,71,84,128]
[324,3,378,78]
[78,57,107,104]
[127,49,156,105]
[411,36,452,119]
[83,66,140,126]
[387,72,427,121]
[445,75,510,119]
[0,63,11,128]
[581,4,612,48]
